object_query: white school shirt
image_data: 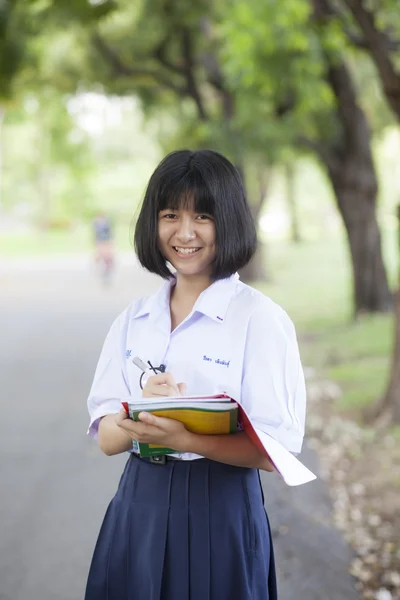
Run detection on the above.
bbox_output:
[87,273,306,460]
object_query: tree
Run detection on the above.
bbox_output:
[0,0,107,209]
[4,0,394,307]
[0,0,27,100]
[366,205,400,424]
[222,0,392,314]
[311,0,391,314]
[2,90,95,224]
[284,161,302,244]
[91,2,272,279]
[0,0,29,209]
[383,204,400,422]
[34,0,305,281]
[340,0,400,122]
[0,0,118,222]
[335,0,400,421]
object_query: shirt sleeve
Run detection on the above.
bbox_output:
[87,316,132,439]
[241,300,306,454]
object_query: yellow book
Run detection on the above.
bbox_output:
[121,395,238,457]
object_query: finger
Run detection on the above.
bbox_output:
[177,382,187,395]
[116,417,134,432]
[118,419,153,437]
[144,372,177,386]
[137,412,175,426]
[138,412,181,430]
[144,372,180,393]
[143,385,181,398]
[115,411,140,431]
[138,411,157,425]
[115,408,129,425]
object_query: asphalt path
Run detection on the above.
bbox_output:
[0,255,360,600]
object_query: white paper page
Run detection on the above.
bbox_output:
[254,428,317,487]
[127,401,238,411]
[121,394,230,405]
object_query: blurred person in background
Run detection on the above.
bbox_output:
[92,211,115,285]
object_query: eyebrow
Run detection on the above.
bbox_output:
[159,207,202,213]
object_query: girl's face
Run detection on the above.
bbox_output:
[158,207,216,280]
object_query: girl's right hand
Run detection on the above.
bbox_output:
[142,372,187,398]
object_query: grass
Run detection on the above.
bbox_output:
[0,229,91,256]
[328,359,390,411]
[257,231,396,420]
[0,225,133,257]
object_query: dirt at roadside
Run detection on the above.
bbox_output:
[306,377,400,600]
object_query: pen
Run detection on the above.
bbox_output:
[132,356,154,375]
[132,356,181,396]
[132,356,156,391]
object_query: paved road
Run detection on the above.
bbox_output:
[0,255,360,600]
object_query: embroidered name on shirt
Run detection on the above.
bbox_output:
[203,355,230,367]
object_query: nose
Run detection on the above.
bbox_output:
[176,216,196,243]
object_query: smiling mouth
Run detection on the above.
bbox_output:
[173,247,201,255]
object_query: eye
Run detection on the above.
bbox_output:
[196,214,213,221]
[160,212,178,220]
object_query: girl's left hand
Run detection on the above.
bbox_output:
[116,409,191,453]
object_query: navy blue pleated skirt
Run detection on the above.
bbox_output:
[85,454,277,600]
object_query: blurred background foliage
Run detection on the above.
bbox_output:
[1,0,400,422]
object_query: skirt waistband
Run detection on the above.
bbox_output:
[139,455,183,465]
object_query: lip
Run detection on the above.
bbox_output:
[172,246,202,258]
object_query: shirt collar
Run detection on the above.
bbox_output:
[132,278,173,321]
[193,273,240,323]
[132,273,240,324]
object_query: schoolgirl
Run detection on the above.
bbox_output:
[85,149,306,600]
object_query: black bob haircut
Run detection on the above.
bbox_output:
[134,149,257,280]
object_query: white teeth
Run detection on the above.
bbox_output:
[175,247,199,254]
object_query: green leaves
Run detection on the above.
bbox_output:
[1,0,397,207]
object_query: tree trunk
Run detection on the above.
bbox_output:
[36,112,52,228]
[240,242,268,283]
[305,28,393,315]
[0,105,5,211]
[240,167,270,283]
[365,288,400,424]
[327,161,392,315]
[284,162,301,243]
[388,287,400,422]
[379,288,400,422]
[367,205,400,423]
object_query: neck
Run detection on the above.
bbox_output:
[172,273,213,305]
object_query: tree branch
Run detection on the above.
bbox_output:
[92,32,187,95]
[323,1,400,50]
[297,134,341,173]
[327,61,372,150]
[311,0,372,151]
[346,28,400,51]
[341,0,400,122]
[253,166,271,222]
[179,27,209,121]
[153,36,185,75]
[198,17,235,120]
